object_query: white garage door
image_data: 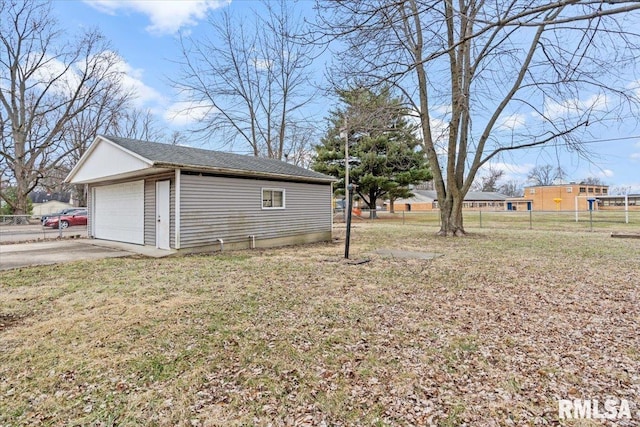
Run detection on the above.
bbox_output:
[93,181,144,244]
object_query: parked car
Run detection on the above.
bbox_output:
[41,208,85,224]
[44,209,88,229]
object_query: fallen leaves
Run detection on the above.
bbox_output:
[0,225,638,425]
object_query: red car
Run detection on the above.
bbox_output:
[44,209,88,229]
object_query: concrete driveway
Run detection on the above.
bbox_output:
[0,239,175,270]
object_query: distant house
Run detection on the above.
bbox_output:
[65,136,335,252]
[389,190,508,211]
[29,191,71,204]
[507,183,609,211]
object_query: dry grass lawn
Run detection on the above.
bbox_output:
[1,224,639,426]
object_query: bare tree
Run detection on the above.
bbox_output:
[472,167,504,192]
[0,0,125,216]
[609,185,631,195]
[580,176,606,185]
[527,164,566,186]
[316,0,640,235]
[283,122,318,167]
[499,180,524,197]
[173,0,317,160]
[113,108,165,142]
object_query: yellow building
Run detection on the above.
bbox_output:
[507,183,609,211]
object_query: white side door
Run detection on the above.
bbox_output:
[156,180,170,250]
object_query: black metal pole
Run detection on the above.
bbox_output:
[345,184,354,259]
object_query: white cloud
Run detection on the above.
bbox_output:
[543,93,609,120]
[597,169,614,178]
[31,55,82,96]
[84,0,229,35]
[479,161,534,183]
[164,100,217,126]
[429,118,449,156]
[432,105,451,116]
[497,113,526,130]
[630,152,640,161]
[11,49,165,113]
[485,161,534,176]
[113,58,165,107]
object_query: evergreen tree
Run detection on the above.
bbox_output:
[312,87,431,217]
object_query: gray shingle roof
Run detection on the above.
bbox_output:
[103,135,333,183]
[396,190,508,203]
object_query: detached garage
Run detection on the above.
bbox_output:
[66,135,334,252]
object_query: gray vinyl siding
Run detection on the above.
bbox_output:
[143,173,175,248]
[179,173,331,249]
[144,180,155,246]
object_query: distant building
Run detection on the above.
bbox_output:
[507,183,609,211]
[389,190,508,211]
[597,194,640,211]
[29,191,71,204]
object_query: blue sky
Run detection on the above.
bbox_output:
[51,1,640,192]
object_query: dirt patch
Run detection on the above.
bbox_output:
[0,313,27,332]
[373,248,443,259]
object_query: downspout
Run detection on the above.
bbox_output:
[248,235,256,249]
[217,238,224,251]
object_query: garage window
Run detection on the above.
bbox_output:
[262,188,285,209]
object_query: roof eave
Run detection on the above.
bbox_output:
[153,162,336,184]
[65,135,154,183]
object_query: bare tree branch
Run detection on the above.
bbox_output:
[316,0,640,235]
[0,0,127,215]
[171,0,318,160]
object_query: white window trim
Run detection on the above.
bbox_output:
[261,187,286,210]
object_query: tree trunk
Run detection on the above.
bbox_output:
[389,198,395,213]
[438,195,465,236]
[72,184,88,207]
[10,185,31,224]
[368,190,377,219]
[12,162,30,221]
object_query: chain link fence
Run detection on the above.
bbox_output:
[335,208,640,233]
[0,214,88,243]
[0,214,37,225]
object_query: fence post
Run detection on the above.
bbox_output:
[479,209,482,228]
[402,210,405,225]
[529,209,532,230]
[58,214,62,238]
[625,194,629,224]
